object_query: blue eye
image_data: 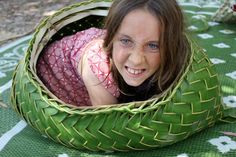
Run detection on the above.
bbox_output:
[147,42,159,52]
[120,38,131,46]
[148,43,159,49]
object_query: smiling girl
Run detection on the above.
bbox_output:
[37,0,190,106]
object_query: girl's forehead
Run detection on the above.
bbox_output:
[117,9,161,41]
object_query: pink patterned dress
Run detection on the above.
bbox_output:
[37,28,119,106]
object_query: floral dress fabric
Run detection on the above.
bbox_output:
[37,28,119,106]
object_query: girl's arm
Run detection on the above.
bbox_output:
[78,42,118,106]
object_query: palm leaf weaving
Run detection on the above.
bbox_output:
[212,0,236,23]
[10,0,231,151]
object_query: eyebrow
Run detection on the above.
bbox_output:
[117,33,131,39]
[117,33,159,43]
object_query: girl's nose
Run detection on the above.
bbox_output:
[128,48,145,65]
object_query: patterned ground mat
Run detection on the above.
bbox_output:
[0,2,236,157]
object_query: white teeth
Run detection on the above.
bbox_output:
[127,67,143,75]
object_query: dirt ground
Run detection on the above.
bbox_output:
[0,0,84,46]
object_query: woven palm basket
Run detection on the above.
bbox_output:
[10,0,228,151]
[212,0,236,23]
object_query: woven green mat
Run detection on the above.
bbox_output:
[1,2,236,157]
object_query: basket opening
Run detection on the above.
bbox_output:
[48,15,105,44]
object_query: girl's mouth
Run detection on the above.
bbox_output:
[125,66,145,75]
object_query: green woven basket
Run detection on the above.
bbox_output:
[212,0,236,23]
[10,0,227,151]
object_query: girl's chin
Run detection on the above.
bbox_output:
[124,79,144,87]
[122,70,147,86]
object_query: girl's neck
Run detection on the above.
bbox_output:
[118,76,159,103]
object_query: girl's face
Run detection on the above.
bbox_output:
[112,9,161,87]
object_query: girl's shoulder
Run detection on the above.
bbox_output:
[71,27,106,52]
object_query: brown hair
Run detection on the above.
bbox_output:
[103,0,190,98]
